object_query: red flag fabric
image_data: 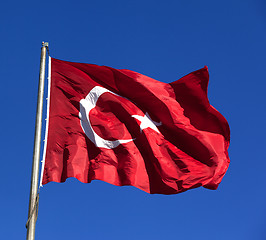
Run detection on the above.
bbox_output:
[41,57,230,194]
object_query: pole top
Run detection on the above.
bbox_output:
[42,42,49,47]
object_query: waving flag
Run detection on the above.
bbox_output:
[41,57,230,194]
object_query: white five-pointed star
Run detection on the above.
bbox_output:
[131,112,162,133]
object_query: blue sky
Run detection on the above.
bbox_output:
[1,0,266,239]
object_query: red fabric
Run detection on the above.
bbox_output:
[42,58,230,194]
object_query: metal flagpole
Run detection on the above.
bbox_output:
[26,42,48,240]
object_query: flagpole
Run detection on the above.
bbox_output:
[26,42,48,240]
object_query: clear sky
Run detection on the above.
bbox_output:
[1,0,266,239]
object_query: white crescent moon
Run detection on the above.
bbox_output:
[79,86,134,149]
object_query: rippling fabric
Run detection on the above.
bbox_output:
[42,58,230,194]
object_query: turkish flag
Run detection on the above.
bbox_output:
[41,57,230,194]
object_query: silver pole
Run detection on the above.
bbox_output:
[26,42,48,240]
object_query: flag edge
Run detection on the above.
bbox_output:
[39,56,51,187]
